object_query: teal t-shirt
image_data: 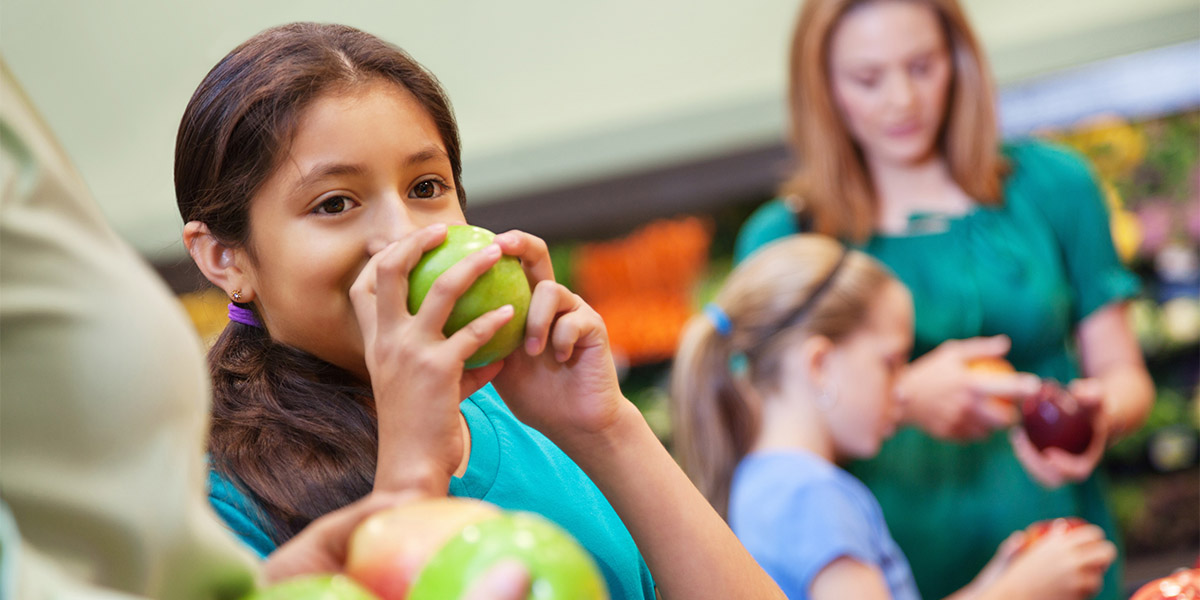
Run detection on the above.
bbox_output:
[209,383,656,600]
[734,139,1140,600]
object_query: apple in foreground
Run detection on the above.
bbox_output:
[345,497,608,600]
[1130,568,1200,600]
[244,574,380,600]
[1021,381,1095,454]
[408,225,531,369]
[1019,517,1089,553]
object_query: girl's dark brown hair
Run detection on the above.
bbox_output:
[174,22,465,542]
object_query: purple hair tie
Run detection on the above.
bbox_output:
[227,303,262,328]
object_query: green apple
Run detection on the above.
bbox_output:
[408,225,531,368]
[408,511,609,600]
[244,574,380,600]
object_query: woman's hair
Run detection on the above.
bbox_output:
[781,0,1007,242]
[174,22,465,542]
[670,235,893,518]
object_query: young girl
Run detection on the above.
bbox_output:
[175,22,782,600]
[735,1,1153,597]
[670,235,1117,600]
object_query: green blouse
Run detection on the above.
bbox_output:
[734,139,1140,600]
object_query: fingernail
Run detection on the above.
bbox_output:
[525,337,540,355]
[496,304,513,317]
[484,244,501,259]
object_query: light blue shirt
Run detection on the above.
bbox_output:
[729,450,921,600]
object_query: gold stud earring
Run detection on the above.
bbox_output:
[231,289,242,302]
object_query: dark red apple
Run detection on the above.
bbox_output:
[1019,517,1089,553]
[1021,381,1095,454]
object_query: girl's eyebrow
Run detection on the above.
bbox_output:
[292,146,449,191]
[293,162,366,191]
[404,145,449,167]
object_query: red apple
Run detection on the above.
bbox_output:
[1019,517,1090,553]
[408,225,531,369]
[1130,568,1200,600]
[344,498,608,600]
[345,498,501,600]
[1020,381,1095,454]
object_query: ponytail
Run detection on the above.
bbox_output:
[206,321,378,542]
[670,311,760,519]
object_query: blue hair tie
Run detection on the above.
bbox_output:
[704,303,732,337]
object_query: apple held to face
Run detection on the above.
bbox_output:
[345,498,609,600]
[1019,517,1089,553]
[408,225,531,369]
[244,574,380,600]
[1021,381,1095,454]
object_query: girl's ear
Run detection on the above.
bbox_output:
[182,221,255,303]
[797,334,835,392]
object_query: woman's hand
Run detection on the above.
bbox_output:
[350,224,515,494]
[489,230,626,442]
[1011,378,1109,488]
[897,335,1040,441]
[972,521,1116,600]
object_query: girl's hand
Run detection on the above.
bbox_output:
[489,230,626,441]
[263,490,420,583]
[898,335,1039,440]
[349,224,515,494]
[977,521,1116,600]
[1011,378,1109,488]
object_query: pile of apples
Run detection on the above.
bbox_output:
[248,498,608,600]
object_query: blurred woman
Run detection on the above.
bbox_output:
[734,1,1153,598]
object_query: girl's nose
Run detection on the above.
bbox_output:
[366,195,418,252]
[887,74,918,111]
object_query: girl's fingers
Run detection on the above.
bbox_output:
[445,304,515,363]
[373,224,449,327]
[412,243,502,331]
[493,229,555,284]
[350,224,448,329]
[523,280,578,356]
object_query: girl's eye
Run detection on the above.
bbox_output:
[853,75,880,89]
[910,60,931,76]
[411,179,446,199]
[314,195,355,215]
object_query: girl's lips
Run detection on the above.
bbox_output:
[885,122,922,137]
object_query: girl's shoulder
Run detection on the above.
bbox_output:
[207,468,276,558]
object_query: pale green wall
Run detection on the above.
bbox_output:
[2,0,1196,259]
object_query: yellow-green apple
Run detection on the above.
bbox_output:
[408,225,531,369]
[244,574,380,600]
